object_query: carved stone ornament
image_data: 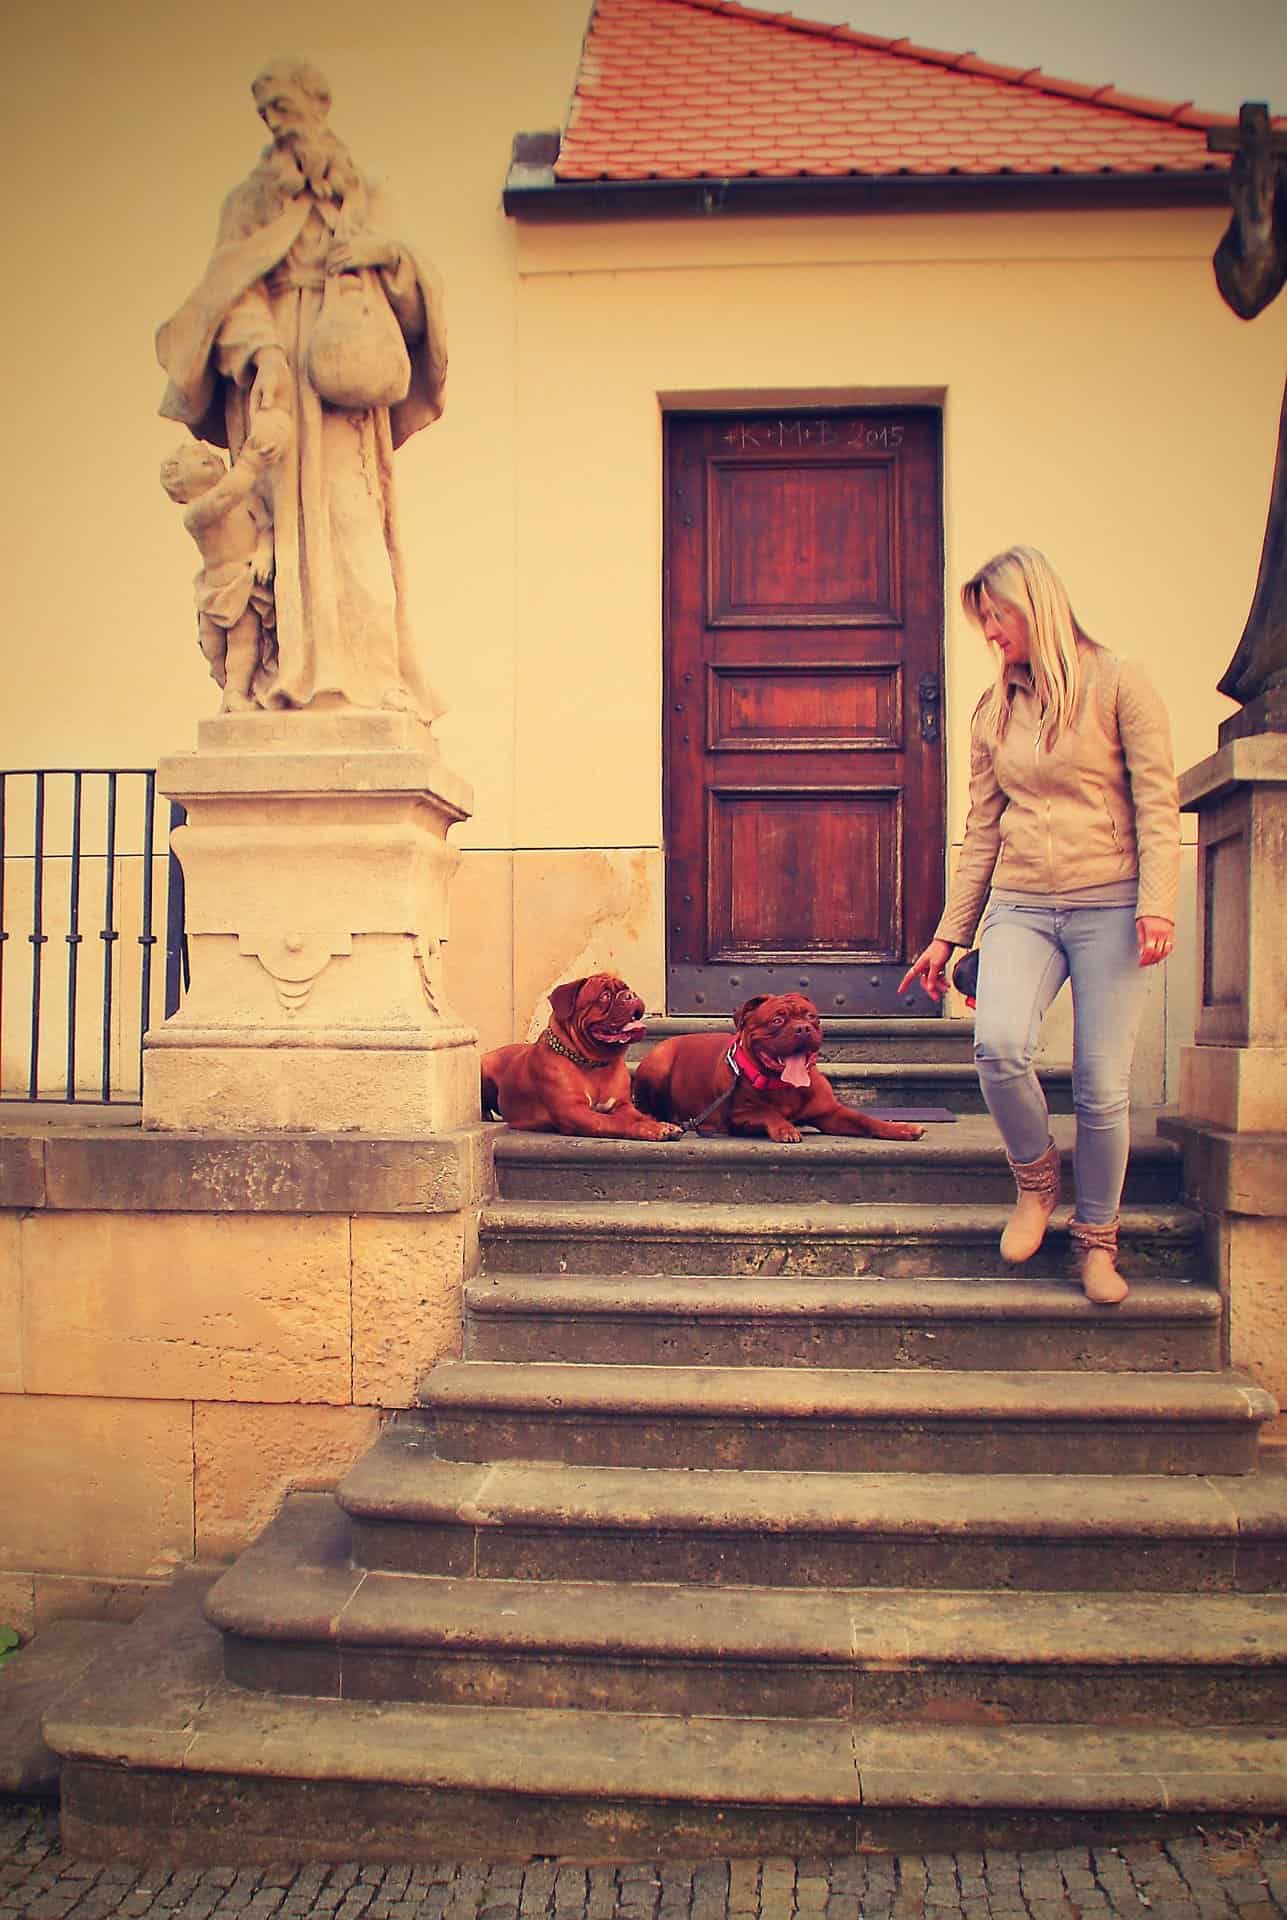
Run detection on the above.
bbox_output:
[412,937,441,1015]
[237,931,353,1011]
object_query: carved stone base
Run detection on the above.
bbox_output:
[1158,1112,1287,1420]
[1178,1040,1287,1133]
[1170,727,1287,1408]
[143,711,479,1135]
[1179,731,1287,1066]
[144,1033,479,1134]
[1218,681,1287,745]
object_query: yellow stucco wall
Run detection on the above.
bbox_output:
[2,0,1284,1065]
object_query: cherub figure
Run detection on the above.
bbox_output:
[160,409,292,712]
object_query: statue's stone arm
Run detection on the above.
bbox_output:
[157,197,311,443]
[378,247,428,345]
[217,283,283,392]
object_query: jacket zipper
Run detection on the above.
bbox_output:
[1036,722,1055,887]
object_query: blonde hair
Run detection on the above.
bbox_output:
[962,546,1097,747]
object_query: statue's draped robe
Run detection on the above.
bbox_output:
[157,145,447,719]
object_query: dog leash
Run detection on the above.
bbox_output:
[681,1047,742,1134]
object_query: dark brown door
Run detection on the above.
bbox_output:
[664,409,944,1016]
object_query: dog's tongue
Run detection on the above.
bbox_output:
[602,1020,647,1045]
[780,1053,813,1088]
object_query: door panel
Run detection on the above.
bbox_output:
[664,409,943,1016]
[708,460,897,623]
[707,663,902,752]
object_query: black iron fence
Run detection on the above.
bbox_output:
[0,771,187,1104]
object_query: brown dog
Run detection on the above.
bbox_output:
[481,974,682,1140]
[632,992,924,1144]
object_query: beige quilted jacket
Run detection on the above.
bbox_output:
[934,643,1180,948]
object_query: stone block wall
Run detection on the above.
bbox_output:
[0,1124,492,1638]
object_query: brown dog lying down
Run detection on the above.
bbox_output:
[632,992,924,1144]
[481,973,682,1140]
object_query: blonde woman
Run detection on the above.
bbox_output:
[900,548,1180,1305]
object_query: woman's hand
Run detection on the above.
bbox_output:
[898,938,954,1003]
[1137,916,1175,967]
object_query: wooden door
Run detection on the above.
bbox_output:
[664,409,944,1016]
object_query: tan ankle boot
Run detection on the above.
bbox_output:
[1070,1217,1128,1305]
[1000,1139,1061,1263]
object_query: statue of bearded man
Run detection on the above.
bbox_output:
[157,58,446,721]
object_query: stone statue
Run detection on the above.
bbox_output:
[1209,104,1287,735]
[157,58,447,722]
[160,410,291,712]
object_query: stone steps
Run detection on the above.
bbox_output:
[465,1274,1223,1372]
[210,1495,1287,1726]
[622,1018,1072,1111]
[47,1108,1287,1856]
[629,1017,979,1066]
[765,1060,1074,1116]
[0,1619,129,1798]
[415,1360,1272,1477]
[46,1576,1287,1864]
[337,1430,1287,1593]
[481,1199,1203,1281]
[489,1128,1178,1207]
[617,1057,1071,1117]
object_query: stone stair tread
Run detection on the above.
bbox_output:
[338,1430,1287,1537]
[481,1199,1200,1237]
[45,1577,1287,1816]
[467,1273,1219,1319]
[641,1018,960,1038]
[0,1618,130,1796]
[489,1125,1175,1169]
[210,1494,1287,1666]
[419,1359,1273,1424]
[813,1060,1069,1082]
[622,1058,1067,1083]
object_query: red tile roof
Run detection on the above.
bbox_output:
[555,0,1238,182]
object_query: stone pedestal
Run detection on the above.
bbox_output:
[1162,729,1287,1427]
[1177,731,1287,1131]
[142,710,479,1134]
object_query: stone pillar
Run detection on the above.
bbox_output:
[1162,731,1287,1421]
[142,710,479,1134]
[1178,732,1287,1130]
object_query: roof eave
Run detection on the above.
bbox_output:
[503,164,1230,221]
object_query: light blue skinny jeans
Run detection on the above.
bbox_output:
[973,901,1147,1226]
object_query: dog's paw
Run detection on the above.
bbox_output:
[766,1122,803,1144]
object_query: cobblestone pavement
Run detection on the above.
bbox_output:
[3,1802,1286,1920]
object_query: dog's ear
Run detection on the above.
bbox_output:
[549,978,588,1026]
[734,995,769,1027]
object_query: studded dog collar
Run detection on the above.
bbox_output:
[543,1027,613,1070]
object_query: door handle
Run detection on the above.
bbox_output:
[918,673,941,744]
